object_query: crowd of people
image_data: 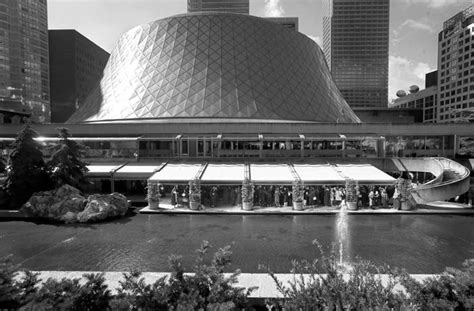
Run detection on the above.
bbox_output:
[163,184,401,209]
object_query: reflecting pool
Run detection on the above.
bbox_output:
[0,214,472,273]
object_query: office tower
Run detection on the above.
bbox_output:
[323,0,389,108]
[0,0,50,123]
[49,30,109,123]
[265,17,299,31]
[437,5,473,123]
[187,0,249,14]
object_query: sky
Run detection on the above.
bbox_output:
[48,0,473,103]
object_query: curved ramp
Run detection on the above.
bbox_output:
[392,157,470,205]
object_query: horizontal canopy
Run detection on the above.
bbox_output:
[293,164,345,184]
[250,164,294,184]
[114,163,165,179]
[200,164,245,184]
[336,164,396,184]
[86,164,125,177]
[149,163,202,183]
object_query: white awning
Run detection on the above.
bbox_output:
[113,163,165,179]
[336,164,396,184]
[250,164,294,184]
[200,163,245,184]
[86,164,125,177]
[149,163,202,183]
[293,164,345,184]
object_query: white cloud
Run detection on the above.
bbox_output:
[402,0,462,8]
[264,0,285,17]
[306,35,322,47]
[400,19,434,33]
[388,55,432,101]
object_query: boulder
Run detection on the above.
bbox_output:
[21,185,128,223]
[22,185,86,221]
[76,192,128,222]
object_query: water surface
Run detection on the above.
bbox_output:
[0,214,472,273]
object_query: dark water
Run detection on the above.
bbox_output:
[0,214,472,273]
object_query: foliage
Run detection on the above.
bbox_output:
[0,255,40,309]
[262,241,408,310]
[345,179,358,202]
[3,122,52,208]
[241,178,254,203]
[0,152,5,174]
[189,178,201,203]
[292,179,304,203]
[147,181,160,201]
[23,273,112,311]
[396,259,474,310]
[47,127,89,190]
[111,241,256,310]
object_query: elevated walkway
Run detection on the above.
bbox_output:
[392,157,470,205]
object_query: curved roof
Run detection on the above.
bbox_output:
[69,13,360,123]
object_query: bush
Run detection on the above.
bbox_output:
[0,255,40,309]
[111,241,256,310]
[262,241,409,310]
[397,259,474,310]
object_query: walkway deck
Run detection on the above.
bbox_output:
[139,201,474,215]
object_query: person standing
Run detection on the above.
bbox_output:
[274,186,280,207]
[171,185,178,207]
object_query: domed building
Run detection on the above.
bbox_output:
[69,13,360,123]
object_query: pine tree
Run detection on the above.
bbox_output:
[47,128,89,190]
[3,123,52,208]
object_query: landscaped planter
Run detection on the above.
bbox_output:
[293,201,304,211]
[346,201,357,210]
[149,200,159,210]
[400,201,411,211]
[242,201,253,211]
[189,201,200,210]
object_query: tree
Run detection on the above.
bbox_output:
[3,123,52,208]
[47,128,89,190]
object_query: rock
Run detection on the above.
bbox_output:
[76,192,128,223]
[21,185,86,221]
[21,185,128,223]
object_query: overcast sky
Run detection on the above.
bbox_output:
[48,0,472,102]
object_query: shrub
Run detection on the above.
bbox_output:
[397,259,474,310]
[111,241,256,310]
[24,273,112,310]
[0,255,40,309]
[262,241,408,310]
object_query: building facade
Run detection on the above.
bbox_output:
[437,5,474,123]
[69,13,359,124]
[49,30,109,123]
[265,17,299,32]
[322,0,389,108]
[390,87,438,123]
[187,0,249,14]
[0,0,50,123]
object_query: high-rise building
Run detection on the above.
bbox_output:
[187,0,249,14]
[49,30,109,123]
[265,17,299,32]
[322,0,389,108]
[0,0,50,123]
[437,5,473,123]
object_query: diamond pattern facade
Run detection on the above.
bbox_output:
[69,13,360,123]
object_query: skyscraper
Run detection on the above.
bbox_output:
[49,30,109,123]
[0,0,50,123]
[437,5,473,123]
[187,0,249,14]
[323,0,389,108]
